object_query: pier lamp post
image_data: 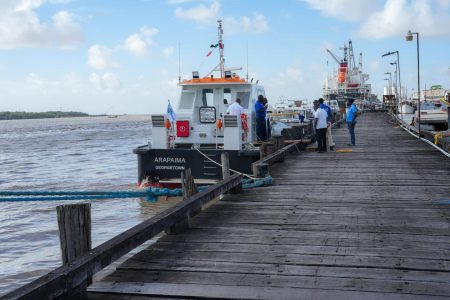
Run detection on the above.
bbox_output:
[384,78,391,111]
[406,30,421,137]
[390,62,398,100]
[384,72,392,94]
[382,51,402,118]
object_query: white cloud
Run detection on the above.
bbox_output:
[174,0,220,25]
[302,0,380,21]
[224,13,269,34]
[89,72,123,93]
[357,0,450,39]
[167,0,199,4]
[163,46,175,58]
[303,0,450,39]
[123,26,159,58]
[87,45,115,70]
[0,0,83,49]
[0,70,181,114]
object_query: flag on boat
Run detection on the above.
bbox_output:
[166,100,176,123]
[206,43,219,56]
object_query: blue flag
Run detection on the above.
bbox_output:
[166,100,176,123]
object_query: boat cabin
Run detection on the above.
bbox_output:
[150,75,266,151]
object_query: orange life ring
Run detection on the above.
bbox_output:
[241,113,248,130]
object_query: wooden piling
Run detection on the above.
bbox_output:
[221,152,230,180]
[56,202,92,294]
[181,168,196,199]
[272,135,285,151]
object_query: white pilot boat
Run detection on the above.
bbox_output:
[134,21,268,186]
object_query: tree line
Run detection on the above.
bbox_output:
[0,111,89,120]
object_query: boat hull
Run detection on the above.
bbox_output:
[133,146,260,184]
[398,103,415,114]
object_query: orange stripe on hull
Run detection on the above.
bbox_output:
[180,76,247,85]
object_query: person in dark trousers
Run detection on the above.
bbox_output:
[346,99,358,146]
[255,95,268,141]
[318,98,335,151]
[313,100,328,153]
[263,97,271,140]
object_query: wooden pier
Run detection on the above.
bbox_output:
[87,112,450,300]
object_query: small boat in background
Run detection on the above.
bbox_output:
[398,100,415,114]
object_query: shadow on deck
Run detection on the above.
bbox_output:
[88,112,450,300]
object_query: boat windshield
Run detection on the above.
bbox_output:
[420,101,440,110]
[179,91,195,109]
[237,92,250,108]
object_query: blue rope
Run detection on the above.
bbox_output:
[0,176,272,203]
[434,199,450,205]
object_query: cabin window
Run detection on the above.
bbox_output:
[202,89,214,107]
[223,88,231,105]
[237,92,250,108]
[179,91,195,109]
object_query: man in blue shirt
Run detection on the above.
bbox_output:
[255,95,268,141]
[346,99,358,146]
[319,98,335,151]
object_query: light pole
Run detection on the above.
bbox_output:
[390,62,398,99]
[406,30,420,136]
[382,51,402,118]
[384,78,390,110]
[384,72,392,94]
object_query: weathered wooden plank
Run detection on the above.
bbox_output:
[125,248,450,271]
[86,113,450,300]
[88,282,447,300]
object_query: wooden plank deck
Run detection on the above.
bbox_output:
[88,112,450,300]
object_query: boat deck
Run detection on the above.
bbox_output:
[88,112,450,300]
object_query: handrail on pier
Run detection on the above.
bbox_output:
[1,174,243,300]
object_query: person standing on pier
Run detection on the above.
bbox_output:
[264,97,272,141]
[313,100,328,153]
[346,99,358,146]
[319,98,335,151]
[255,95,268,141]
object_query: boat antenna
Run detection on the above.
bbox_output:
[246,40,249,81]
[178,42,181,83]
[218,20,225,78]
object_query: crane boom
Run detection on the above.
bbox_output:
[326,49,342,65]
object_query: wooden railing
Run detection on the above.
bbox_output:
[1,174,242,300]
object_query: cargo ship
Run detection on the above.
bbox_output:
[323,40,376,108]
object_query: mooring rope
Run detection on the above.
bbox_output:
[0,176,272,202]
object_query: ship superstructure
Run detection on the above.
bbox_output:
[323,41,373,107]
[133,20,267,185]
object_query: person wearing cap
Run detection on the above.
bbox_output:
[346,99,358,146]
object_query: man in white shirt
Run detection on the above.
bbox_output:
[313,100,328,153]
[227,98,244,116]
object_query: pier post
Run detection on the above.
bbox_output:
[168,168,197,234]
[252,163,269,179]
[56,203,92,295]
[221,152,230,180]
[181,168,196,199]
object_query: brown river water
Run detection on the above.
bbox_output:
[0,115,180,295]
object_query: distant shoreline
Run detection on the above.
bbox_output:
[0,111,92,120]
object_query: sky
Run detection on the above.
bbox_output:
[0,0,449,115]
